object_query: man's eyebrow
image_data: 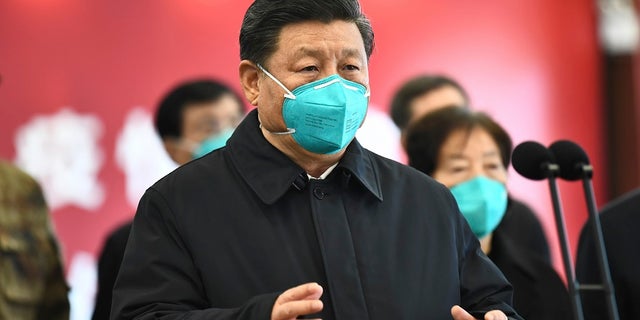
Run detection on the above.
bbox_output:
[341,48,363,58]
[291,47,323,59]
[290,47,364,60]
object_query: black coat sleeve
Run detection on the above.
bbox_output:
[110,188,279,320]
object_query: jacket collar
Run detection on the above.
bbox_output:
[226,109,383,204]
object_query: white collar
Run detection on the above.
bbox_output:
[308,162,339,180]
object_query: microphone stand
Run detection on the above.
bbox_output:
[577,165,620,320]
[544,163,584,320]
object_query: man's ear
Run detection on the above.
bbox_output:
[239,60,260,106]
[400,131,408,150]
[162,138,182,165]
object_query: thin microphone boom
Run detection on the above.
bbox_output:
[512,141,584,320]
[549,140,620,320]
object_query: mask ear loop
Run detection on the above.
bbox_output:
[259,123,295,135]
[255,63,296,135]
[256,64,296,100]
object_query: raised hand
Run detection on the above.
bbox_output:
[272,282,324,320]
[451,305,508,320]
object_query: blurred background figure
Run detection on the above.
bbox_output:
[91,78,246,320]
[404,106,570,319]
[0,159,70,320]
[389,74,469,142]
[576,187,640,320]
[156,79,247,164]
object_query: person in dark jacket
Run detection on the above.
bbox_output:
[576,187,640,320]
[91,79,245,320]
[389,73,551,262]
[405,106,572,320]
[110,1,522,319]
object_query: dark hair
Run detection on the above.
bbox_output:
[239,0,374,67]
[154,79,245,139]
[405,106,512,176]
[390,75,469,130]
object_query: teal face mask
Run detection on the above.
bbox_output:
[192,128,234,159]
[449,176,508,239]
[257,64,369,154]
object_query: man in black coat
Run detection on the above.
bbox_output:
[110,1,522,319]
[576,187,640,320]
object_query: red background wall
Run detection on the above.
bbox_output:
[0,0,605,317]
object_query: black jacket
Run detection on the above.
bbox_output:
[490,225,572,320]
[498,197,551,263]
[111,109,522,320]
[576,188,640,320]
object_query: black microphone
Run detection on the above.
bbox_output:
[512,140,584,320]
[548,140,592,181]
[512,141,558,180]
[549,140,620,320]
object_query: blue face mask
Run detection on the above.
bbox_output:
[449,176,508,239]
[192,128,234,159]
[258,64,369,154]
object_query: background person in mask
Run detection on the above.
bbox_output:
[405,106,571,320]
[156,79,247,163]
[111,0,521,319]
[91,78,245,320]
[389,74,551,263]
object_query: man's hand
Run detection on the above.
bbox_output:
[451,305,508,320]
[272,282,324,320]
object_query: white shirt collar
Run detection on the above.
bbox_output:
[308,162,339,180]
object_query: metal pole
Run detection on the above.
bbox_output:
[546,165,584,320]
[580,165,620,320]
